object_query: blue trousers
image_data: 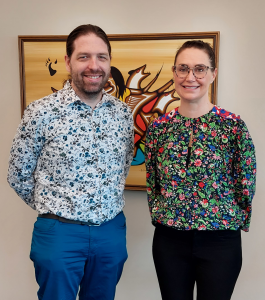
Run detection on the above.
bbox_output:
[30,212,127,300]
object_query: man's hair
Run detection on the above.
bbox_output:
[174,40,216,69]
[66,24,111,58]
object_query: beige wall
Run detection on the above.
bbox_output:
[1,0,265,299]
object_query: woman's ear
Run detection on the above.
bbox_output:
[211,68,218,83]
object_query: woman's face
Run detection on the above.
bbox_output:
[173,48,217,104]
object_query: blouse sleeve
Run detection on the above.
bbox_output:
[145,122,159,213]
[233,119,256,231]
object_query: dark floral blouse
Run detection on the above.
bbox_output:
[145,106,256,232]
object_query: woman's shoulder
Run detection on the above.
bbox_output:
[212,106,241,121]
[150,107,179,128]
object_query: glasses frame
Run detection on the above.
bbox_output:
[172,64,214,79]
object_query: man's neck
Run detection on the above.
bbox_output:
[71,83,103,109]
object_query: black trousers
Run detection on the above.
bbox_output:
[153,224,242,300]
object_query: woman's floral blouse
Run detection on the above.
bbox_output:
[145,106,256,232]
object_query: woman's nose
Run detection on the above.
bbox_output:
[186,69,195,81]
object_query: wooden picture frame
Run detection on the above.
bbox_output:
[18,31,220,190]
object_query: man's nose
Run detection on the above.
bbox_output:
[88,57,99,69]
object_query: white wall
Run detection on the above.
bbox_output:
[1,0,265,299]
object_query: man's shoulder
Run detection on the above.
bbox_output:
[27,91,60,108]
[103,92,132,114]
[25,86,71,116]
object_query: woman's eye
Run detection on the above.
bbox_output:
[178,67,187,72]
[195,67,205,72]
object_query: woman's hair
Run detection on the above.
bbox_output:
[174,40,216,69]
[66,24,111,58]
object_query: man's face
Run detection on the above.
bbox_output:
[65,33,111,100]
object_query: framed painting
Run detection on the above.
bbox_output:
[18,31,220,190]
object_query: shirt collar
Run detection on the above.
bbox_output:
[60,80,116,107]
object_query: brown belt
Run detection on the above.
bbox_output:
[38,213,100,226]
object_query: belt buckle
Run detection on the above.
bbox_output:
[81,221,100,226]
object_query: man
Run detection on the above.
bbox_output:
[8,24,134,300]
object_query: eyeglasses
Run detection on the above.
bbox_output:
[172,64,214,79]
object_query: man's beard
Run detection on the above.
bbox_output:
[71,69,110,98]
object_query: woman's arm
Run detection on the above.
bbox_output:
[145,122,159,213]
[233,119,256,231]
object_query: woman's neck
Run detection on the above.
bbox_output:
[178,99,214,118]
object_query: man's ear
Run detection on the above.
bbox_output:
[65,55,71,73]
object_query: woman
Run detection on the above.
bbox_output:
[145,40,256,300]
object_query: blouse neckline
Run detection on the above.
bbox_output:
[175,105,217,121]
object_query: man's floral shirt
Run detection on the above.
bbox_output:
[145,106,256,231]
[8,81,134,224]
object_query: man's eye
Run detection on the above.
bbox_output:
[99,56,107,60]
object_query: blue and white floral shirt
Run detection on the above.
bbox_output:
[8,81,134,224]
